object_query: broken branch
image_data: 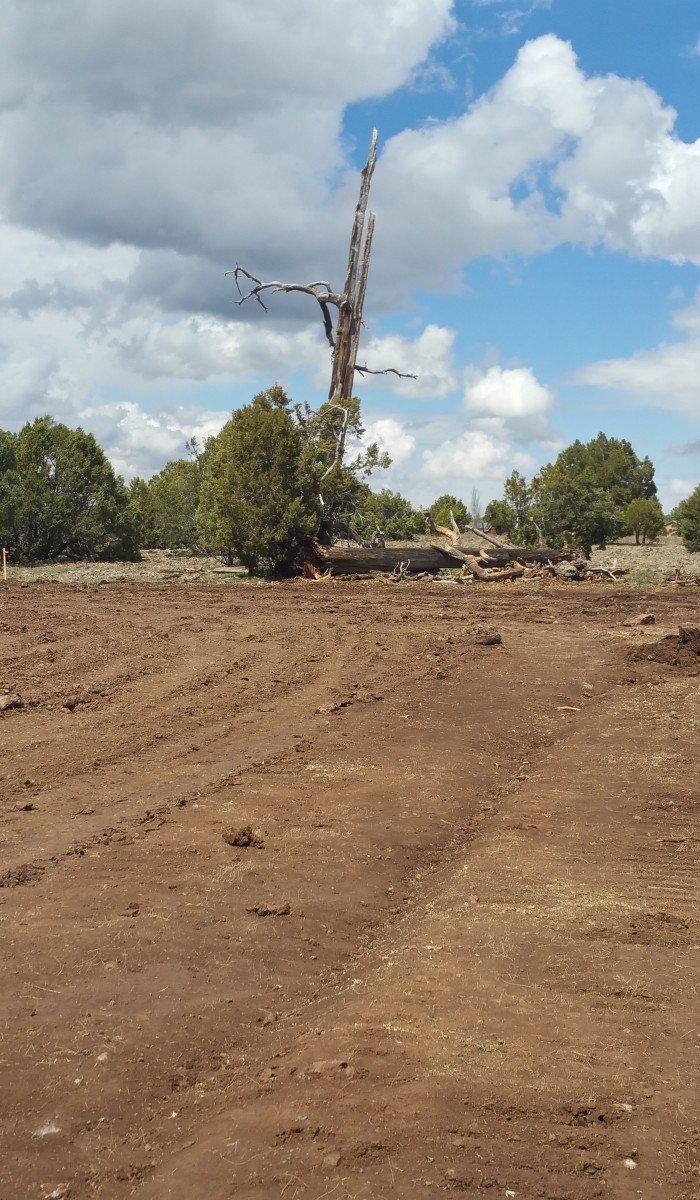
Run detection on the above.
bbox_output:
[228,266,341,349]
[354,364,417,380]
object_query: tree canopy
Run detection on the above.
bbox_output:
[676,484,700,553]
[196,387,319,572]
[0,417,139,562]
[430,494,470,531]
[129,442,204,551]
[2,410,689,571]
[623,496,665,545]
[195,387,394,571]
[487,434,660,555]
[483,499,516,537]
[350,486,423,541]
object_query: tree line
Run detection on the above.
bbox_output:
[482,433,694,555]
[1,403,699,569]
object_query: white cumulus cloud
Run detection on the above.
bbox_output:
[373,33,700,294]
[362,417,417,467]
[666,478,696,503]
[2,13,700,485]
[421,428,534,482]
[462,363,556,443]
[573,287,700,414]
[359,325,458,399]
[79,401,229,480]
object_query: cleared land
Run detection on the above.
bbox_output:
[1,577,699,1199]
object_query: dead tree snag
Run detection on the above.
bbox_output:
[229,129,415,403]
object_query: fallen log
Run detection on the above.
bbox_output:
[585,565,629,581]
[317,544,572,575]
[319,546,459,574]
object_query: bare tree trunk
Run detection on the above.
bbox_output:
[315,544,574,575]
[331,132,377,401]
[344,213,375,398]
[229,130,417,549]
[231,130,412,401]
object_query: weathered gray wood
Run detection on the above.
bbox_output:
[331,132,377,401]
[231,131,415,403]
[319,544,572,575]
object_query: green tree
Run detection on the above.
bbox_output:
[0,429,17,473]
[530,459,616,555]
[430,494,470,531]
[295,394,389,540]
[677,484,700,553]
[623,496,665,544]
[583,433,656,509]
[196,387,319,573]
[503,471,534,539]
[0,430,22,554]
[528,434,657,555]
[197,387,391,570]
[352,487,423,541]
[134,455,203,550]
[667,504,686,525]
[483,499,516,536]
[2,417,139,562]
[128,476,157,547]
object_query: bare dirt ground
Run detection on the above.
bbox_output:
[1,577,699,1200]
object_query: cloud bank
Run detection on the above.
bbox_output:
[1,4,699,496]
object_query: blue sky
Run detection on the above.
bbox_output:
[0,0,699,510]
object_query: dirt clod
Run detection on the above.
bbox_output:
[306,1060,354,1078]
[222,825,264,848]
[0,862,44,888]
[0,692,23,712]
[246,902,291,917]
[633,625,700,672]
[473,629,502,646]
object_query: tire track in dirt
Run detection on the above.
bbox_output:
[1,586,383,876]
[135,620,700,1200]
[1,583,698,1200]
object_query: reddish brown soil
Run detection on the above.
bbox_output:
[1,580,699,1199]
[632,625,700,673]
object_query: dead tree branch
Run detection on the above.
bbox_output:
[319,404,351,490]
[354,364,417,380]
[229,130,416,407]
[228,266,341,349]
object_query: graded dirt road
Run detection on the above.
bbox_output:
[1,579,698,1199]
